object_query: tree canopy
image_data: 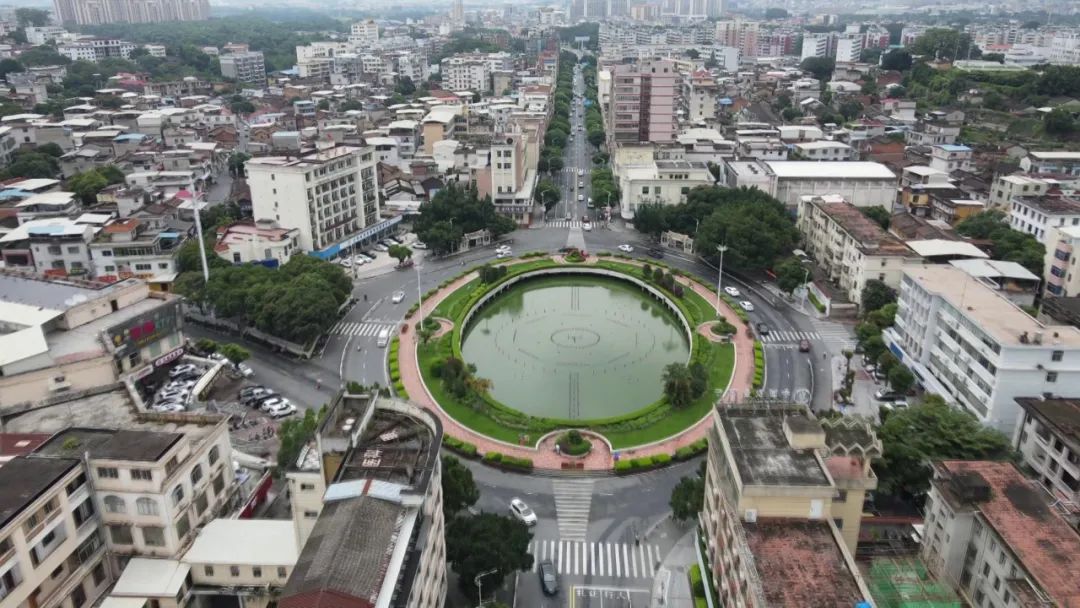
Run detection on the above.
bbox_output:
[955,210,1044,275]
[861,279,896,314]
[670,462,706,522]
[875,395,1012,499]
[446,513,533,598]
[413,183,517,255]
[800,56,836,82]
[441,455,480,515]
[880,49,913,71]
[775,257,808,294]
[859,206,891,230]
[910,28,979,61]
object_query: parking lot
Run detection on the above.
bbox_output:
[203,372,299,460]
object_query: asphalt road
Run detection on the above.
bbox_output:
[551,62,594,223]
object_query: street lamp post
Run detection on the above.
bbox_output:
[474,569,498,608]
[716,244,728,317]
[800,266,811,312]
[415,261,424,338]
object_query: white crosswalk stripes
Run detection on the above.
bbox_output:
[553,479,593,542]
[329,321,395,337]
[759,330,819,343]
[529,540,661,579]
[810,318,857,350]
[546,220,585,228]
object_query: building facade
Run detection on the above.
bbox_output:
[219,52,266,87]
[1012,397,1080,510]
[609,59,677,145]
[52,0,209,25]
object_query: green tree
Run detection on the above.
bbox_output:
[839,99,864,120]
[218,343,251,365]
[534,178,561,211]
[860,279,896,313]
[441,454,480,514]
[662,363,695,408]
[911,28,978,61]
[0,151,59,180]
[388,244,413,264]
[15,8,49,26]
[414,183,516,256]
[887,366,915,394]
[395,76,416,96]
[875,395,1011,498]
[867,303,897,329]
[691,187,800,272]
[880,49,913,71]
[685,48,700,59]
[446,513,533,599]
[66,170,109,205]
[775,257,807,294]
[0,58,23,80]
[547,156,564,173]
[781,107,802,122]
[956,210,1045,275]
[764,7,789,19]
[800,56,836,82]
[35,143,64,158]
[877,351,900,375]
[859,205,891,229]
[632,203,667,238]
[276,407,325,470]
[1044,107,1075,136]
[863,335,886,363]
[669,463,706,522]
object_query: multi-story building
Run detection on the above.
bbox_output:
[616,159,712,220]
[281,392,446,608]
[0,456,112,608]
[1020,151,1080,177]
[1009,195,1080,243]
[1044,224,1080,297]
[1012,397,1080,509]
[797,195,917,308]
[884,264,1080,434]
[213,221,300,267]
[89,217,184,284]
[929,144,973,173]
[479,134,535,225]
[684,69,718,125]
[792,140,855,161]
[219,51,266,87]
[989,174,1052,209]
[0,217,96,278]
[801,32,834,60]
[440,55,491,93]
[246,144,383,258]
[0,273,184,409]
[32,422,236,560]
[609,59,676,145]
[921,460,1080,607]
[834,34,862,63]
[52,0,209,25]
[700,404,878,607]
[349,20,379,46]
[724,160,897,210]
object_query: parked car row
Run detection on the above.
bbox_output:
[239,385,297,418]
[152,363,207,412]
[336,236,409,268]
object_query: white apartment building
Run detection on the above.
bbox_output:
[0,457,112,608]
[219,51,265,87]
[1020,151,1080,176]
[32,422,236,561]
[246,145,381,257]
[1043,224,1080,297]
[724,160,897,210]
[439,56,491,93]
[801,33,833,60]
[835,35,862,63]
[1012,397,1080,508]
[792,140,855,161]
[928,144,973,173]
[349,20,379,46]
[89,217,184,283]
[617,159,712,220]
[884,265,1080,434]
[921,461,1080,608]
[797,196,917,307]
[282,393,447,608]
[1009,195,1080,243]
[213,221,300,267]
[989,174,1051,209]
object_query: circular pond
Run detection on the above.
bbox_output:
[460,275,691,419]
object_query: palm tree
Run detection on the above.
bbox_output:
[663,363,695,408]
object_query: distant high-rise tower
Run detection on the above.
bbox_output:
[451,0,464,23]
[53,0,208,25]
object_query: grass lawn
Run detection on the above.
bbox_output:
[410,257,736,449]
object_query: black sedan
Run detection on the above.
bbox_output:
[538,560,558,596]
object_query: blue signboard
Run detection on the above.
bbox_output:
[310,215,403,260]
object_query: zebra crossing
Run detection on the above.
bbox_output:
[547,220,587,228]
[329,321,395,337]
[810,318,857,350]
[553,479,593,542]
[760,330,819,343]
[529,539,662,580]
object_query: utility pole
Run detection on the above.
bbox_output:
[474,569,497,608]
[716,243,728,317]
[193,190,210,283]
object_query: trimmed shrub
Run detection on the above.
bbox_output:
[483,451,503,463]
[651,453,671,466]
[444,436,479,457]
[557,429,592,456]
[614,460,633,473]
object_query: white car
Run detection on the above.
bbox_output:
[724,286,741,297]
[509,498,537,526]
[357,253,374,263]
[236,363,254,378]
[413,242,428,250]
[578,194,584,202]
[739,301,755,312]
[578,169,585,176]
[618,244,634,253]
[391,291,406,304]
[578,181,584,188]
[267,402,297,418]
[339,258,352,268]
[353,255,368,265]
[259,396,289,413]
[582,222,592,232]
[496,244,511,253]
[496,251,511,259]
[373,244,389,252]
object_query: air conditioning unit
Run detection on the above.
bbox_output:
[743,509,758,523]
[48,375,71,392]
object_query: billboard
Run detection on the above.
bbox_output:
[106,300,182,356]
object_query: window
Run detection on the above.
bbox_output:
[171,486,185,506]
[91,563,106,586]
[277,567,287,578]
[252,566,262,578]
[194,493,208,516]
[141,526,165,547]
[103,495,126,513]
[300,483,315,491]
[208,446,220,466]
[1052,350,1064,362]
[204,565,214,576]
[97,467,118,479]
[66,473,87,496]
[108,525,133,545]
[136,498,158,516]
[69,582,87,608]
[303,510,319,519]
[175,514,191,541]
[230,566,240,577]
[131,469,152,481]
[190,465,203,486]
[1047,371,1058,382]
[212,473,225,495]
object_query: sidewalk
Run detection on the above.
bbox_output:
[394,256,754,470]
[651,526,698,608]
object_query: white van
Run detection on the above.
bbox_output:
[376,328,391,347]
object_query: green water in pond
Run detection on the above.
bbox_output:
[461,275,690,420]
